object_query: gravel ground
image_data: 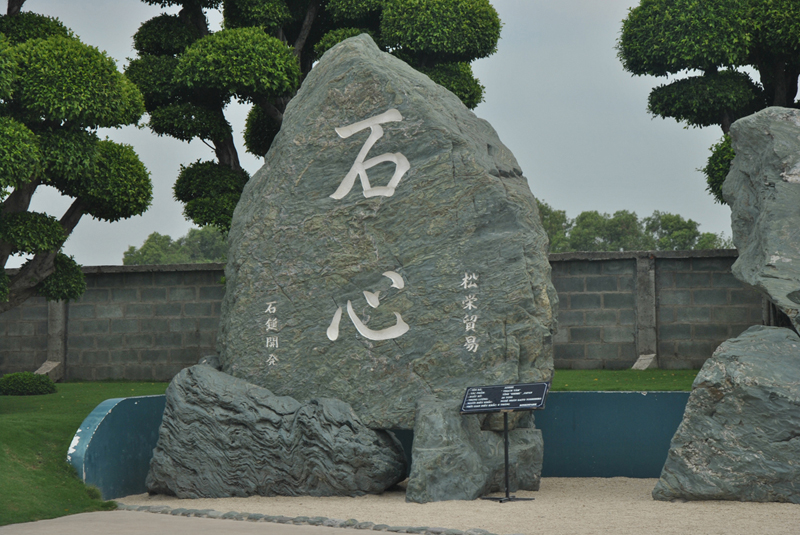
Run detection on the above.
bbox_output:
[117,478,800,535]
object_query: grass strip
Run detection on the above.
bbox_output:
[0,382,168,526]
[550,369,698,391]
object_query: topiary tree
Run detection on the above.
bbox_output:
[127,0,501,231]
[617,0,800,203]
[0,2,152,313]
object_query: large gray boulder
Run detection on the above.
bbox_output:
[407,396,543,503]
[146,365,406,498]
[218,34,556,431]
[653,326,800,503]
[723,107,800,331]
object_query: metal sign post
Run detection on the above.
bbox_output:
[460,382,550,503]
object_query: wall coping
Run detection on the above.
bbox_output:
[548,249,738,262]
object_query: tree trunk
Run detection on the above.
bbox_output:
[720,111,733,135]
[179,1,210,37]
[214,134,242,172]
[6,0,25,16]
[772,61,789,106]
[293,0,320,60]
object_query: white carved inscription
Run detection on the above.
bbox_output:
[265,301,279,366]
[330,108,410,199]
[327,271,409,342]
[459,273,480,352]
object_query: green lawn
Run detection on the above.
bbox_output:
[0,369,699,526]
[551,369,698,391]
[0,382,168,526]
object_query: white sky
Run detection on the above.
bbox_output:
[13,0,731,267]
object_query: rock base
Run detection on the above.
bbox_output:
[653,326,800,503]
[147,365,406,498]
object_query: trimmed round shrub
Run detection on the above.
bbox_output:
[0,371,57,395]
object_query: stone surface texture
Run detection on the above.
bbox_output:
[653,326,800,503]
[146,365,406,498]
[218,34,556,431]
[406,396,543,503]
[723,107,800,331]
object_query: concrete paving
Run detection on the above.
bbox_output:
[0,511,367,535]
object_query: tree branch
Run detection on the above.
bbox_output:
[293,0,320,59]
[256,97,284,124]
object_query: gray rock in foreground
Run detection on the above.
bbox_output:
[218,34,556,430]
[724,107,800,331]
[653,326,800,503]
[406,396,542,503]
[146,365,406,498]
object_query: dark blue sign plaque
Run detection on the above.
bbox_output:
[460,382,550,414]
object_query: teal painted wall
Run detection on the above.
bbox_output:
[537,391,690,478]
[69,391,689,499]
[68,395,165,500]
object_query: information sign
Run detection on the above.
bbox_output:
[460,382,549,414]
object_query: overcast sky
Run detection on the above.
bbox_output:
[14,0,730,267]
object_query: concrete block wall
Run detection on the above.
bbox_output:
[65,265,225,381]
[551,258,638,369]
[655,256,763,369]
[0,296,49,375]
[0,252,771,380]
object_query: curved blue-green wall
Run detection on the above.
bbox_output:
[67,395,165,500]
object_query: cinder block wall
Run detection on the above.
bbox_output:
[551,258,637,369]
[655,256,763,369]
[0,252,769,380]
[65,265,225,381]
[0,296,49,375]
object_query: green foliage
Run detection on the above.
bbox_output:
[174,160,249,230]
[80,140,152,222]
[223,0,292,30]
[381,0,501,63]
[568,210,655,252]
[617,0,750,77]
[535,199,572,253]
[647,70,765,128]
[0,35,17,99]
[13,36,145,128]
[702,134,734,204]
[36,253,86,301]
[537,201,730,252]
[123,226,227,265]
[148,102,232,142]
[0,212,65,255]
[0,371,57,396]
[39,128,98,187]
[143,0,221,7]
[244,103,281,156]
[0,269,8,302]
[0,12,71,45]
[0,116,41,196]
[125,55,184,110]
[643,211,700,251]
[417,61,484,109]
[132,13,201,56]
[313,27,374,60]
[327,0,382,22]
[175,27,301,102]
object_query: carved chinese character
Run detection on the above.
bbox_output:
[462,294,478,310]
[265,318,278,331]
[327,271,409,341]
[330,109,410,200]
[267,354,278,366]
[265,302,277,314]
[460,273,478,289]
[463,315,478,332]
[464,336,479,352]
[266,336,279,348]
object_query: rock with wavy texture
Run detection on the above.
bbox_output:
[146,365,406,498]
[218,33,555,432]
[653,326,800,503]
[723,107,800,331]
